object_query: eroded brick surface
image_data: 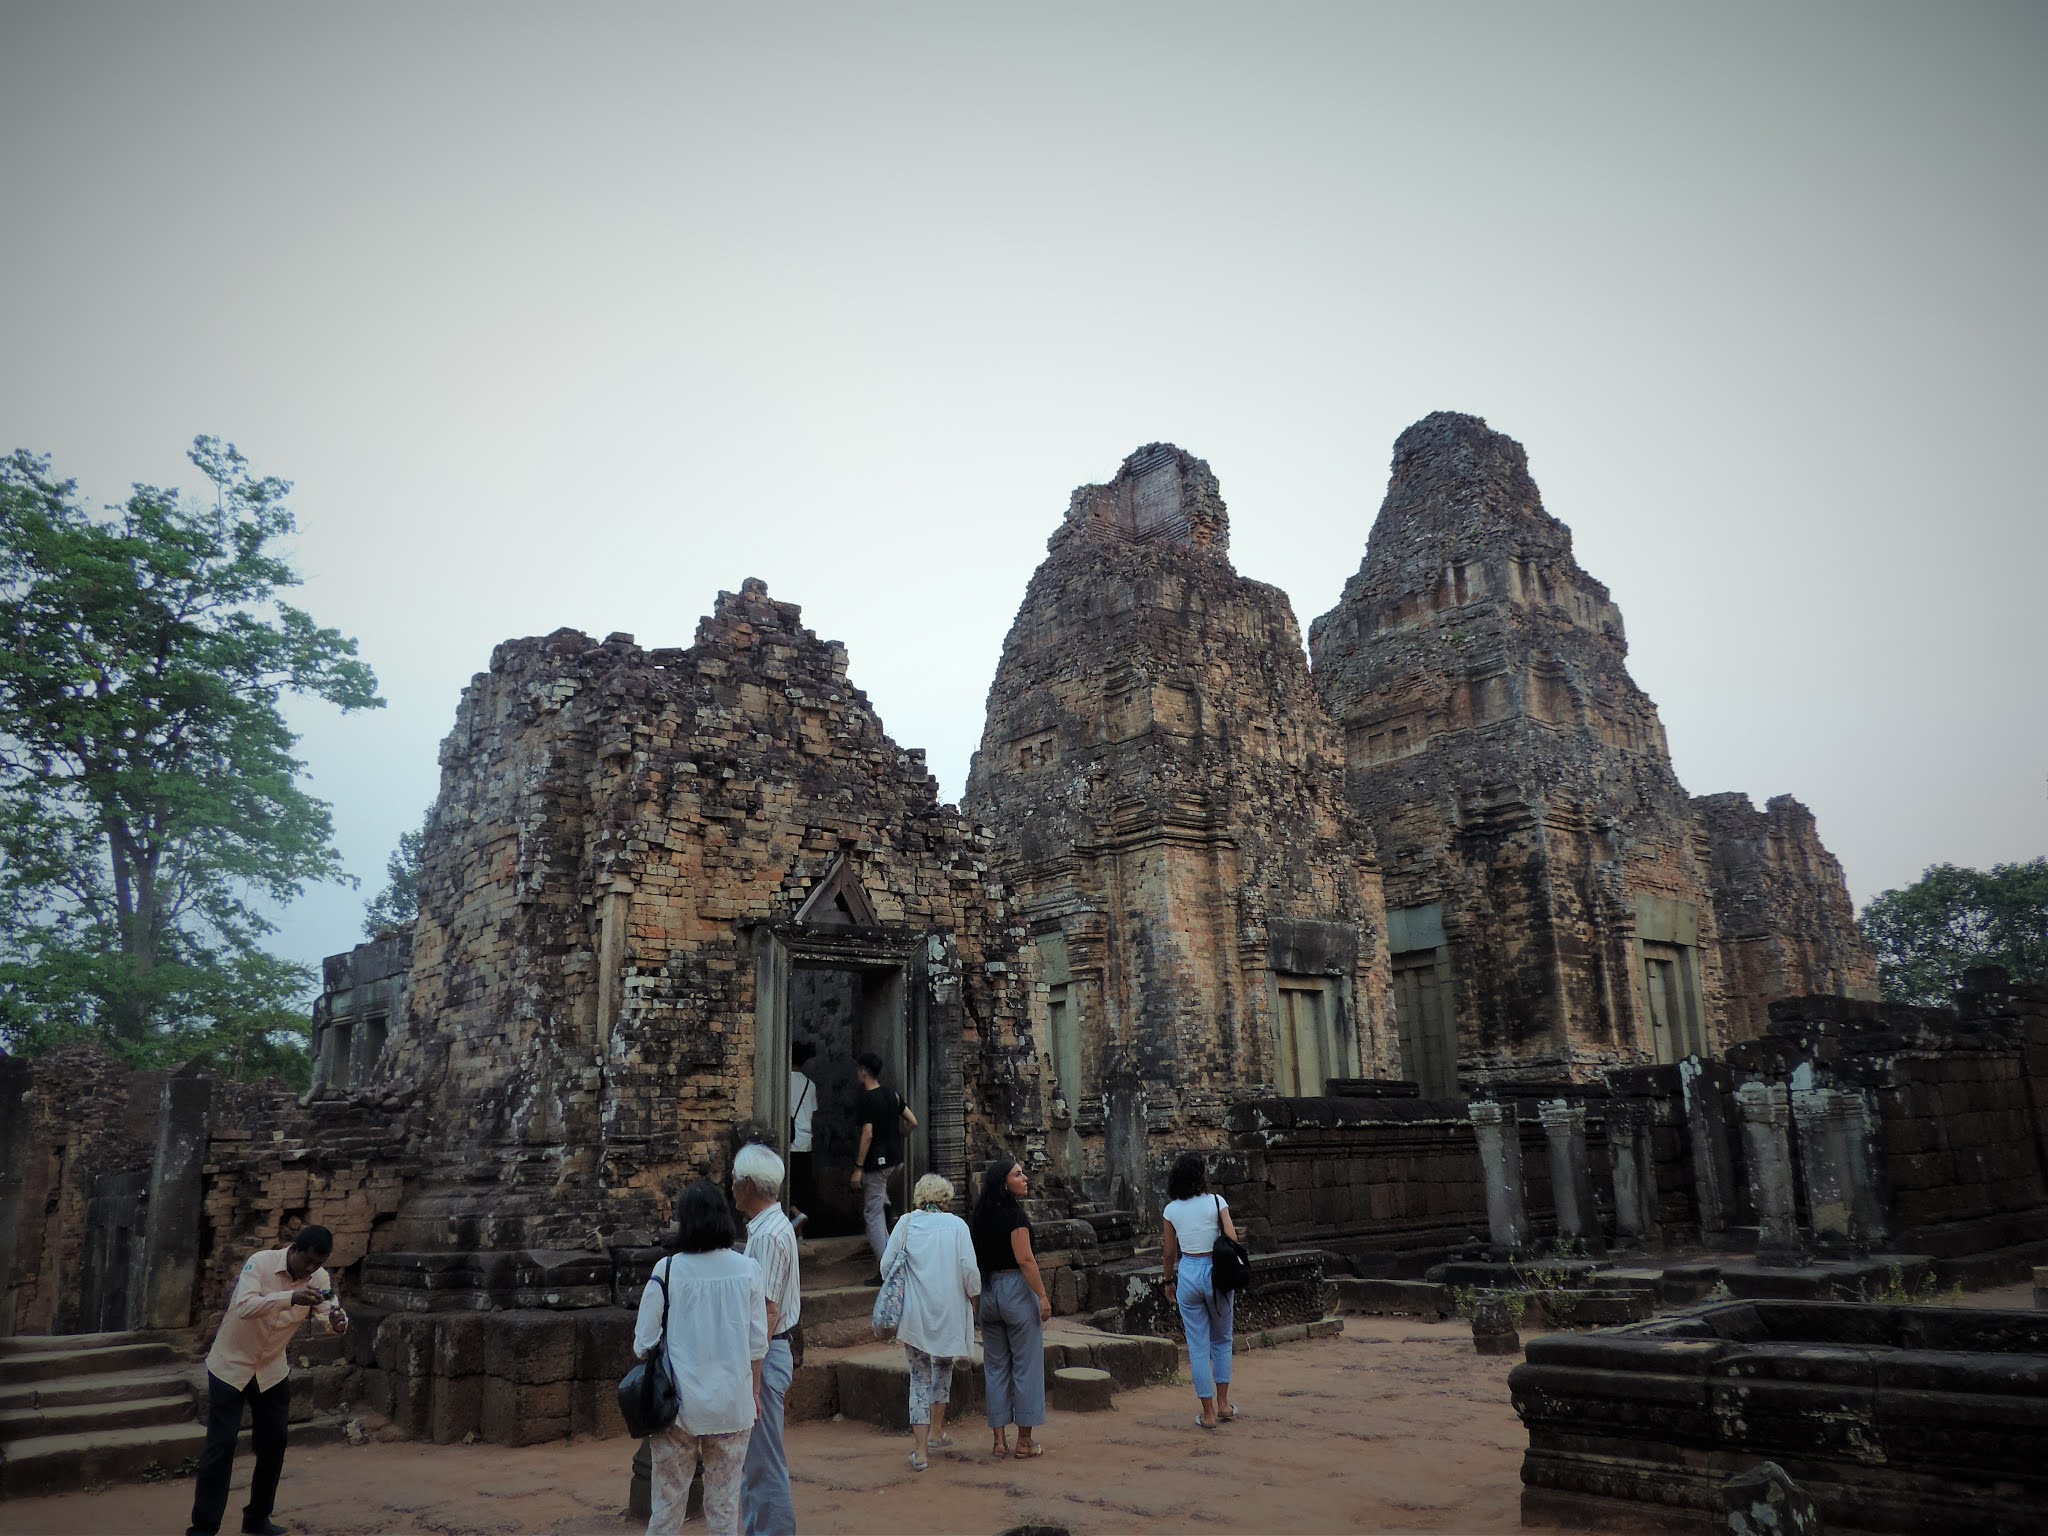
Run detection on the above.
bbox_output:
[385,579,1036,1250]
[1310,412,1875,1083]
[965,444,1394,1208]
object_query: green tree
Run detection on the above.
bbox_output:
[0,438,382,1083]
[362,813,428,937]
[1858,859,2048,1006]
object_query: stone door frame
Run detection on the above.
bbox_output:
[752,924,930,1190]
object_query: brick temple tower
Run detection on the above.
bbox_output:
[967,443,1396,1211]
[1311,412,1872,1086]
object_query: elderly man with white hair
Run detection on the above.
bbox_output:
[732,1142,801,1535]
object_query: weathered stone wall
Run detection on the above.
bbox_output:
[0,1046,164,1334]
[384,580,1036,1251]
[1696,791,1879,1040]
[1730,974,2048,1265]
[1310,413,1870,1086]
[194,1081,419,1335]
[309,932,411,1093]
[1209,1094,1594,1274]
[966,444,1394,1211]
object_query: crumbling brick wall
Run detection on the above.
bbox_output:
[194,1080,419,1334]
[0,1045,162,1334]
[1696,791,1880,1041]
[382,580,1036,1252]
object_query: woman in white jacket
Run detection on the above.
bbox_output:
[633,1180,768,1536]
[879,1173,980,1471]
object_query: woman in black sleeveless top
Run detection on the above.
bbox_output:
[968,1155,1051,1457]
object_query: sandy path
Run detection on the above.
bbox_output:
[3,1317,1554,1536]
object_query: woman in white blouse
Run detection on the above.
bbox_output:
[879,1172,981,1471]
[634,1181,769,1536]
[1160,1152,1239,1431]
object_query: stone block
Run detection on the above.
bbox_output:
[569,1372,627,1439]
[1719,1461,1820,1536]
[432,1312,493,1378]
[429,1373,484,1445]
[485,1312,579,1384]
[481,1374,572,1446]
[1471,1296,1520,1357]
[785,1359,838,1422]
[1048,1366,1114,1412]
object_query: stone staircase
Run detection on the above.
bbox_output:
[796,1233,882,1349]
[824,1324,1178,1429]
[0,1332,202,1497]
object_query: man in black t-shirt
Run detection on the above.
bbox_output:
[851,1051,917,1272]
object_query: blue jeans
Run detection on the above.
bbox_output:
[861,1168,893,1267]
[740,1338,795,1535]
[1176,1254,1234,1400]
[979,1270,1045,1429]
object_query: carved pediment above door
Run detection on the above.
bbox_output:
[793,854,880,928]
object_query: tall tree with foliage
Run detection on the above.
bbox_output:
[0,438,382,1082]
[1859,858,2048,1006]
[362,813,428,937]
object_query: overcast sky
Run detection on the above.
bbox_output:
[3,1,2043,981]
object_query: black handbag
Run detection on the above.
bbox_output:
[1210,1193,1252,1294]
[618,1264,680,1438]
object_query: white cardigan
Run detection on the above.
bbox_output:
[880,1209,981,1357]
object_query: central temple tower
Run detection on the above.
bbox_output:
[967,444,1395,1212]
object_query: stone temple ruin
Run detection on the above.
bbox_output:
[4,414,2043,1523]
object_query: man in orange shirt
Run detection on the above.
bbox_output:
[187,1225,348,1536]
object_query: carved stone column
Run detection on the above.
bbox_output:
[1736,1081,1801,1260]
[1791,1085,1885,1252]
[1540,1099,1598,1247]
[1607,1102,1658,1248]
[1679,1057,1736,1245]
[1469,1100,1529,1254]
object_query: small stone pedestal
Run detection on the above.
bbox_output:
[1471,1296,1520,1356]
[1049,1366,1115,1412]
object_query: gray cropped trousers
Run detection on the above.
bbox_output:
[978,1269,1045,1429]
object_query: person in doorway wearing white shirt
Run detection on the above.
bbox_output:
[734,1143,801,1536]
[788,1041,817,1231]
[635,1182,769,1536]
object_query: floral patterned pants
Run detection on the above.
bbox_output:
[904,1344,954,1426]
[648,1421,752,1536]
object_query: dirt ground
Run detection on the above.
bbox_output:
[13,1285,2034,1536]
[3,1316,1549,1536]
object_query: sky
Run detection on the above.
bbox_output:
[2,1,2043,983]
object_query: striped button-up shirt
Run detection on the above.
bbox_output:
[745,1203,802,1333]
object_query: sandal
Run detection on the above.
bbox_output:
[1013,1440,1045,1458]
[1194,1415,1218,1430]
[908,1452,929,1472]
[991,1439,1011,1458]
[927,1433,954,1450]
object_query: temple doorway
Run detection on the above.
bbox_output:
[788,963,911,1237]
[754,919,928,1241]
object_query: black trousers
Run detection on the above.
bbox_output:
[188,1370,290,1535]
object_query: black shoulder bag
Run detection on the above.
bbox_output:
[618,1262,680,1438]
[1209,1193,1252,1294]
